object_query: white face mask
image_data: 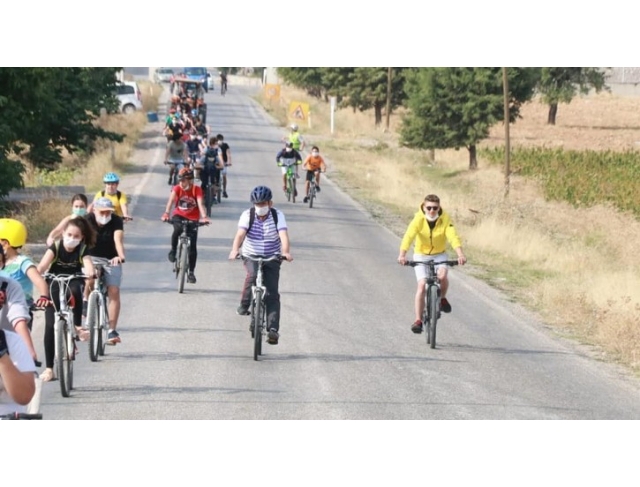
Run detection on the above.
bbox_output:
[255,205,270,217]
[311,151,319,157]
[97,214,112,225]
[64,236,81,249]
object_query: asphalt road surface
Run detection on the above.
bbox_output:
[32,82,640,420]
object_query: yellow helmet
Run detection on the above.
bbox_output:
[0,218,28,248]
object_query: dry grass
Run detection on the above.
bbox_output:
[258,84,640,374]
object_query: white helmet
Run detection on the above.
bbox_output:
[290,124,298,131]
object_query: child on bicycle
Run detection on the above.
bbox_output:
[164,130,188,185]
[36,217,96,382]
[276,142,302,195]
[302,146,327,203]
[161,168,210,284]
[199,137,224,201]
[397,194,467,334]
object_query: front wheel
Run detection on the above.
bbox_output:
[428,285,439,349]
[87,292,100,362]
[309,185,315,208]
[178,242,188,293]
[253,290,263,361]
[56,320,72,398]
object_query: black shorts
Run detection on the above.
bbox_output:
[306,170,319,182]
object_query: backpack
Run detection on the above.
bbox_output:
[101,190,122,203]
[247,207,278,233]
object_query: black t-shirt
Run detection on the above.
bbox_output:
[87,213,124,259]
[219,142,230,163]
[186,138,202,153]
[48,241,87,275]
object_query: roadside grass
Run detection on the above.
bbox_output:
[15,81,162,244]
[256,83,640,374]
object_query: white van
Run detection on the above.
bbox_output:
[116,81,143,114]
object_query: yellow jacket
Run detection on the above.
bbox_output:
[400,204,462,255]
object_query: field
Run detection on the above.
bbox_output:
[257,86,640,374]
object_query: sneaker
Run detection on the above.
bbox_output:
[168,177,173,185]
[236,305,251,316]
[441,298,452,313]
[303,196,309,203]
[168,250,176,263]
[411,320,423,334]
[187,272,196,284]
[316,185,321,192]
[294,188,298,197]
[267,328,279,345]
[223,191,228,198]
[107,330,121,345]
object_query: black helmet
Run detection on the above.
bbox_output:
[285,142,293,149]
[178,168,194,180]
[250,185,272,203]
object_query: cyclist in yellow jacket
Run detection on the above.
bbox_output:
[397,194,467,333]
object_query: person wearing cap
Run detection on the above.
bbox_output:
[282,123,305,152]
[87,172,131,220]
[85,197,126,346]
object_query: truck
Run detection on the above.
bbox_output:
[183,67,211,93]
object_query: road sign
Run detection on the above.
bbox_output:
[265,84,281,100]
[288,101,309,121]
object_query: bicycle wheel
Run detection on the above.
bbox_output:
[253,290,263,361]
[205,186,213,217]
[99,296,109,356]
[87,291,100,362]
[178,242,187,293]
[309,185,315,208]
[216,183,222,203]
[292,176,297,203]
[428,285,439,349]
[286,174,292,202]
[56,319,71,398]
[250,298,256,338]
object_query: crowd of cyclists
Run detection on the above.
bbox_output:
[0,77,467,417]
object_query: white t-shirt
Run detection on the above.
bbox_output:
[0,330,36,415]
[0,276,30,333]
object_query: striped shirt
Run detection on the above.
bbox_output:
[238,208,287,256]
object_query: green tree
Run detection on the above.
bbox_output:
[400,68,538,169]
[537,67,608,125]
[0,67,124,197]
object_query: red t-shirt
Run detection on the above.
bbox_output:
[172,184,202,220]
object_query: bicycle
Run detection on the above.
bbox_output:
[85,263,110,362]
[42,272,86,397]
[165,220,209,293]
[167,161,186,186]
[307,170,323,209]
[221,80,227,96]
[237,254,284,361]
[404,259,459,349]
[200,161,222,217]
[0,412,43,420]
[278,159,298,203]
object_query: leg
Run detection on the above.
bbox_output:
[263,260,282,332]
[415,279,426,322]
[187,224,199,273]
[107,286,120,331]
[438,267,449,298]
[171,218,182,253]
[240,259,258,310]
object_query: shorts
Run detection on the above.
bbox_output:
[90,257,123,287]
[305,169,320,182]
[412,253,448,282]
[221,165,228,175]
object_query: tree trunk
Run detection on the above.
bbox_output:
[547,103,558,125]
[468,145,478,170]
[374,102,383,126]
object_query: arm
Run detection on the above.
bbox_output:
[112,229,126,265]
[196,192,209,222]
[4,281,37,362]
[398,216,421,264]
[228,228,247,259]
[46,215,71,247]
[162,191,177,220]
[0,343,35,406]
[445,223,466,265]
[279,230,293,262]
[82,255,96,278]
[25,265,49,301]
[36,249,55,275]
[226,147,232,165]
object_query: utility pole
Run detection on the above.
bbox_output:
[502,67,511,198]
[385,67,392,131]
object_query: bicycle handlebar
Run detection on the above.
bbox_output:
[0,412,43,420]
[163,219,210,226]
[236,254,284,263]
[404,260,459,267]
[42,273,89,281]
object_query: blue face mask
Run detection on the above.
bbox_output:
[72,208,87,216]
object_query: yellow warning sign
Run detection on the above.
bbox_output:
[264,84,281,100]
[288,101,310,121]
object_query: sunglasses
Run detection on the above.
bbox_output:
[425,206,439,211]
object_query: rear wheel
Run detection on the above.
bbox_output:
[253,290,263,361]
[291,176,297,203]
[428,285,439,349]
[178,242,188,293]
[286,174,292,202]
[87,292,100,362]
[56,320,71,398]
[205,185,213,216]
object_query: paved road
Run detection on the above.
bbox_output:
[32,83,640,419]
